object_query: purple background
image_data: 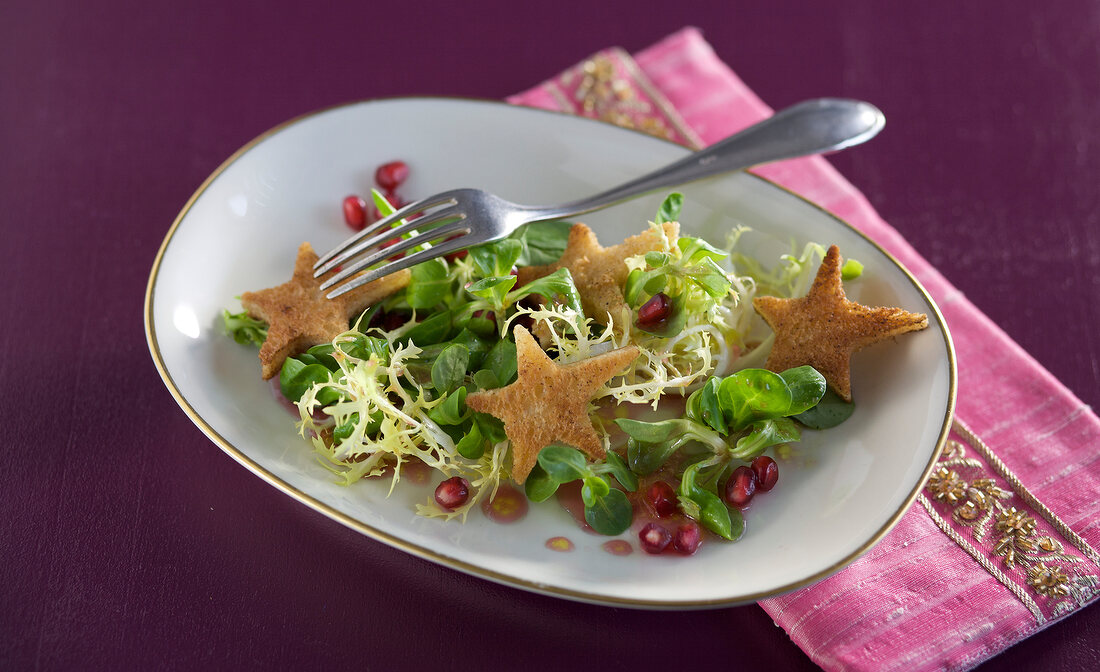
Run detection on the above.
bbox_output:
[4,1,1098,670]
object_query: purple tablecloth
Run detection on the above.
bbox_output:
[4,3,1098,670]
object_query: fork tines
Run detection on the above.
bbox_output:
[313,192,469,299]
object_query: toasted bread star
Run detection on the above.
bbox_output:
[465,326,639,484]
[752,245,928,401]
[517,221,679,324]
[240,242,410,379]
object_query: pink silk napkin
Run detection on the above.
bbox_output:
[509,27,1100,672]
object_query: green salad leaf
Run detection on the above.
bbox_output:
[223,310,267,346]
[610,366,838,539]
[509,220,573,266]
[717,369,794,429]
[466,275,518,306]
[583,486,632,536]
[506,267,584,317]
[469,239,523,279]
[731,417,800,460]
[280,357,338,405]
[483,338,517,386]
[655,191,683,225]
[407,258,450,309]
[679,462,740,540]
[794,389,855,429]
[454,419,484,459]
[427,386,468,426]
[780,366,829,415]
[841,259,864,281]
[685,377,727,435]
[431,344,469,394]
[401,309,454,346]
[524,445,635,535]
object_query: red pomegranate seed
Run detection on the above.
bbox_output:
[434,477,470,511]
[381,311,410,331]
[673,521,702,555]
[382,188,406,208]
[645,481,678,518]
[639,523,672,554]
[375,160,410,190]
[724,465,757,508]
[368,308,408,330]
[637,292,671,327]
[751,455,779,492]
[342,195,368,231]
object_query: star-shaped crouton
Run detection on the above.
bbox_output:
[465,326,639,484]
[752,245,928,401]
[240,242,410,379]
[516,221,679,324]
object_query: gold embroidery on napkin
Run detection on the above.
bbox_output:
[919,493,1045,623]
[1028,562,1071,598]
[954,420,1100,567]
[548,50,704,150]
[922,419,1100,622]
[615,52,705,149]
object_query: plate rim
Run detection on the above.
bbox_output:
[144,96,958,608]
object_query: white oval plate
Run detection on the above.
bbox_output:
[146,98,955,608]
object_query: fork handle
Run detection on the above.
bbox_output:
[529,98,884,222]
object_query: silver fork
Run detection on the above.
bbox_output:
[314,98,885,298]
